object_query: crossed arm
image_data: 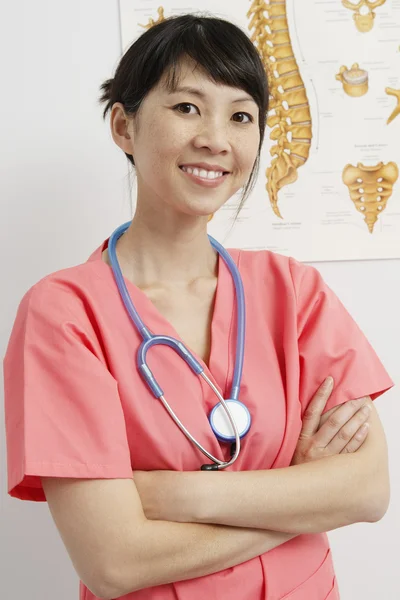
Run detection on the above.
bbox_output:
[42,397,390,598]
[134,398,390,534]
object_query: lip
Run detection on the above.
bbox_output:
[179,162,230,173]
[179,166,229,188]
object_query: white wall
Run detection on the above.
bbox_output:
[1,1,399,598]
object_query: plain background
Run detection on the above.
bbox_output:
[1,1,399,598]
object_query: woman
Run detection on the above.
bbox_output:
[4,13,393,600]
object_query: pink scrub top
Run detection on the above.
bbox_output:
[3,237,394,600]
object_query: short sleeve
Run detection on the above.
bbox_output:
[289,258,394,416]
[3,281,133,502]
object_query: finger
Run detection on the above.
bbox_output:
[301,377,334,437]
[325,402,371,454]
[340,422,370,454]
[313,396,368,447]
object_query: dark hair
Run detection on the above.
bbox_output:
[99,13,269,218]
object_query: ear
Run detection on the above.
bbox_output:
[110,102,134,156]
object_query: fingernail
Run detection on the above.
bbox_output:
[324,376,334,389]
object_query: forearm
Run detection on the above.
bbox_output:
[158,454,375,535]
[109,519,296,597]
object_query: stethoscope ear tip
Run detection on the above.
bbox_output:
[200,464,220,471]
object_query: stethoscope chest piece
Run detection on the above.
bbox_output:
[209,399,251,442]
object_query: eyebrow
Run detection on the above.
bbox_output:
[170,85,256,104]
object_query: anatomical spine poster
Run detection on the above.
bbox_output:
[119,0,400,262]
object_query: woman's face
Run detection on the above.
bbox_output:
[112,57,260,220]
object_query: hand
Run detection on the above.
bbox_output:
[291,377,371,466]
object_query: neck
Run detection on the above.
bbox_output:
[112,211,218,289]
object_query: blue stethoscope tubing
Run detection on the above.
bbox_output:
[108,221,251,470]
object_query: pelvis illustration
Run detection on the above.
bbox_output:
[248,0,312,218]
[342,0,386,33]
[342,162,399,233]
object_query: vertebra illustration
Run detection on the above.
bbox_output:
[336,63,369,96]
[385,88,400,124]
[247,0,312,218]
[342,162,399,233]
[342,0,386,33]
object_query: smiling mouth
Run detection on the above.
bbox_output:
[179,166,230,177]
[178,165,230,187]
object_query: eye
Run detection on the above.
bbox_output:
[233,112,254,124]
[173,102,254,123]
[173,103,199,115]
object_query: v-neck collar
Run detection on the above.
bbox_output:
[87,236,240,400]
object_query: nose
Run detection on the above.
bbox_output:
[192,120,231,155]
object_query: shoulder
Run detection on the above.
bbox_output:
[231,247,321,293]
[4,261,110,370]
[20,260,103,307]
[8,261,105,343]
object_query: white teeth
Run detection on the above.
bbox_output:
[181,166,224,180]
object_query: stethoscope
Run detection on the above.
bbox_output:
[108,221,251,470]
